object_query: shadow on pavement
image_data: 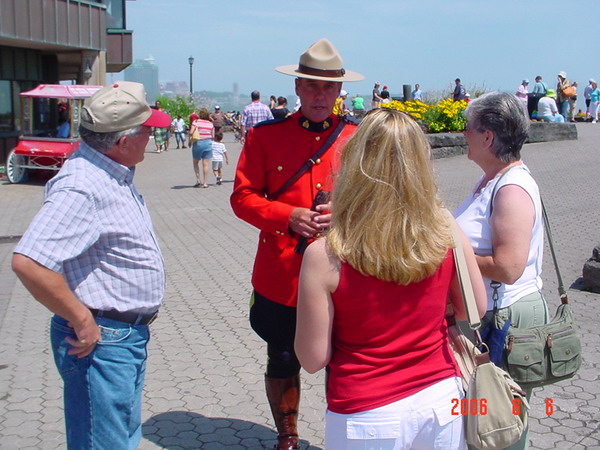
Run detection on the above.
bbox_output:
[143,411,321,449]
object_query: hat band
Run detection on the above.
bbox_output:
[297,64,346,78]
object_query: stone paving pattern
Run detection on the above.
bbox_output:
[0,124,598,449]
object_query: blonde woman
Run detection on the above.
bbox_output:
[295,109,487,449]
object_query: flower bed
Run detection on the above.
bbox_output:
[382,99,467,133]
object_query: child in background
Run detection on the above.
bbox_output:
[211,132,229,185]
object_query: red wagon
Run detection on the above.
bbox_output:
[6,84,103,183]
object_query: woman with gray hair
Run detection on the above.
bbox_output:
[454,91,547,450]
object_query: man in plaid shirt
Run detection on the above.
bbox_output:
[240,90,273,143]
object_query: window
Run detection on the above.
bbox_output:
[104,0,126,29]
[0,81,13,133]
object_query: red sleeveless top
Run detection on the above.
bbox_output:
[327,250,459,414]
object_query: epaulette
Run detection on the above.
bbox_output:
[342,114,361,125]
[253,116,289,129]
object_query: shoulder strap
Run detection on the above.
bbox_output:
[489,166,518,216]
[267,120,346,201]
[447,210,481,330]
[541,199,568,304]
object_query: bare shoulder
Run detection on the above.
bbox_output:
[303,238,341,292]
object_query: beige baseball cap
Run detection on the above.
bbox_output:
[80,81,171,133]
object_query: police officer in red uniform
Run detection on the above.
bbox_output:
[230,39,364,449]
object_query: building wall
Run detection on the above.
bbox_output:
[0,0,134,167]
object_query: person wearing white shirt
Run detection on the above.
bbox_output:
[171,114,187,149]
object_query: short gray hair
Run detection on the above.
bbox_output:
[464,91,529,163]
[79,124,143,154]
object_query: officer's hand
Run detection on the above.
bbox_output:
[290,208,321,238]
[314,202,332,231]
[65,311,101,358]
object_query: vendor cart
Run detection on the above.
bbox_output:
[6,84,102,183]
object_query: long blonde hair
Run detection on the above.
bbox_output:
[327,108,452,284]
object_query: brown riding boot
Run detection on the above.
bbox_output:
[265,375,300,450]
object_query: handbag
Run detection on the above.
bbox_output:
[448,215,528,450]
[562,85,576,98]
[502,200,582,388]
[189,127,201,143]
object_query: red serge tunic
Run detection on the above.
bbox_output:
[327,250,460,414]
[231,112,356,307]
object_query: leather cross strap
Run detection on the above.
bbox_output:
[267,120,346,201]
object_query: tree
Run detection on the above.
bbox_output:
[155,96,196,126]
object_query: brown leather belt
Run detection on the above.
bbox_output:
[89,308,159,325]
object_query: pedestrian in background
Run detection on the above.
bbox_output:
[568,81,578,122]
[240,91,273,143]
[211,132,229,185]
[189,108,214,188]
[453,78,466,101]
[412,83,423,101]
[210,105,226,136]
[584,79,595,119]
[172,114,187,149]
[351,93,365,119]
[12,81,170,449]
[556,71,571,121]
[271,96,291,120]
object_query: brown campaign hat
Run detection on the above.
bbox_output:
[275,38,364,82]
[80,81,171,133]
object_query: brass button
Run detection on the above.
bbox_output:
[315,136,321,141]
[315,183,322,189]
[315,158,321,164]
[524,355,529,361]
[277,166,283,171]
[566,349,571,355]
[262,238,267,243]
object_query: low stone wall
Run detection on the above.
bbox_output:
[427,122,578,160]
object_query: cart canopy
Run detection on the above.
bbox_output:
[20,84,103,99]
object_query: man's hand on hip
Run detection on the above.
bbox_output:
[66,311,101,358]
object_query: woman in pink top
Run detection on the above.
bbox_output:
[295,109,486,449]
[189,108,214,188]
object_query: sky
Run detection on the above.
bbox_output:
[124,0,597,105]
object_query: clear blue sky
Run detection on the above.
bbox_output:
[125,0,597,104]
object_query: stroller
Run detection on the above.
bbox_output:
[225,112,242,142]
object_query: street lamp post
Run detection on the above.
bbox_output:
[188,56,194,96]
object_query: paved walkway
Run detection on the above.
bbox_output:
[0,125,598,449]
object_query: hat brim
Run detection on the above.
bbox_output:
[275,64,364,82]
[142,109,172,128]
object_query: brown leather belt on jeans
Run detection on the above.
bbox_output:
[89,308,159,325]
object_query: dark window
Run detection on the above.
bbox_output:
[104,0,126,29]
[0,81,12,133]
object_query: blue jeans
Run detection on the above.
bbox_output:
[542,114,565,123]
[174,131,186,147]
[558,100,569,121]
[51,315,150,450]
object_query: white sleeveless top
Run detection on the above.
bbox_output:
[454,164,544,310]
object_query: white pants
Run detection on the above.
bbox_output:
[325,377,466,450]
[590,101,599,120]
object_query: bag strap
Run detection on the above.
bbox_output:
[541,199,569,304]
[267,119,346,201]
[447,211,481,331]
